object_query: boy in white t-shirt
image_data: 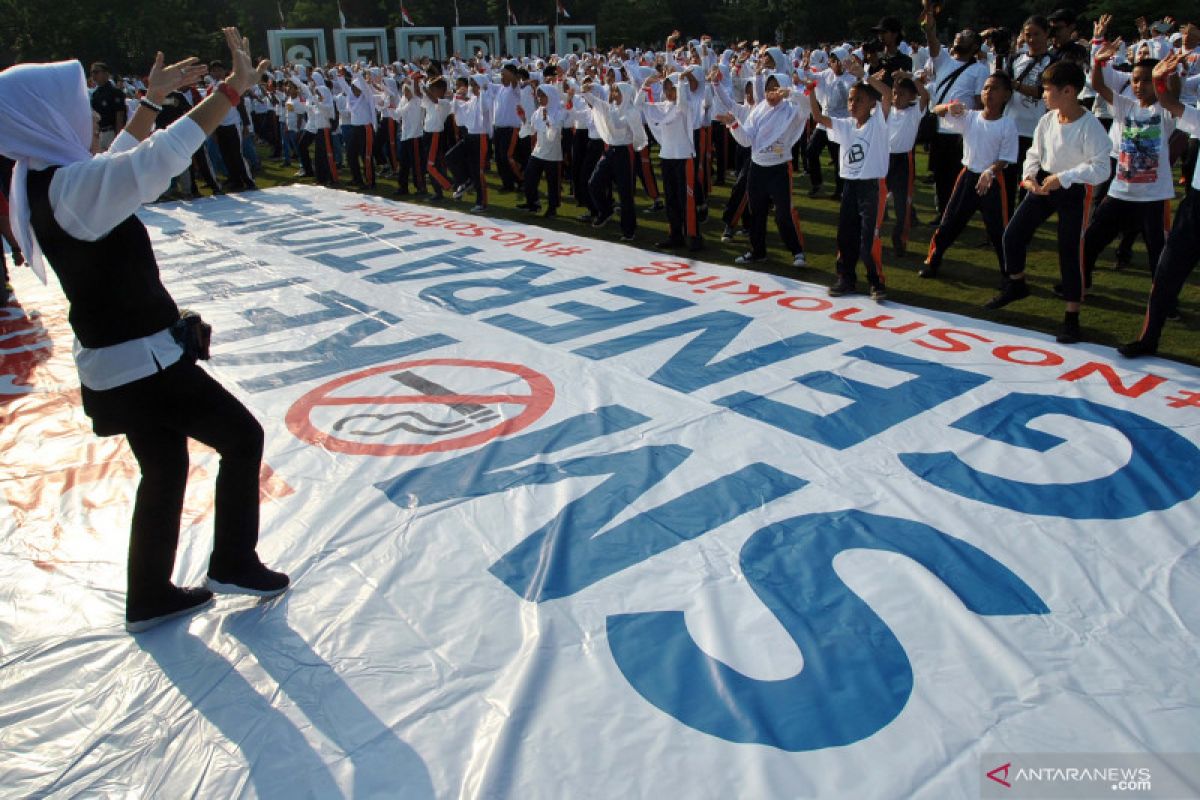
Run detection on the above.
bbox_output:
[923,72,1018,279]
[1083,47,1176,295]
[1120,54,1200,357]
[811,63,892,301]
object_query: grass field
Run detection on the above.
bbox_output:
[246,143,1199,366]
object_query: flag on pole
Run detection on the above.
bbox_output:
[401,3,414,26]
[557,0,570,19]
[507,1,518,25]
[453,0,460,27]
[277,1,287,28]
[337,0,347,28]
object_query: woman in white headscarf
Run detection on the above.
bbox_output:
[0,27,290,633]
[579,79,644,240]
[517,84,566,216]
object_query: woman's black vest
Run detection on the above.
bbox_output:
[26,166,178,349]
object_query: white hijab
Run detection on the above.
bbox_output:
[741,73,798,152]
[0,60,93,284]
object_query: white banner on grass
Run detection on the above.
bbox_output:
[1,186,1197,798]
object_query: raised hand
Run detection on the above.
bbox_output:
[222,27,268,95]
[1094,39,1123,62]
[146,52,207,103]
[1094,14,1113,40]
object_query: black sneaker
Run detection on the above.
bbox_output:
[644,200,665,213]
[655,238,684,249]
[1055,316,1082,344]
[984,279,1030,310]
[807,184,822,197]
[578,213,594,224]
[1117,339,1157,358]
[721,226,736,242]
[206,561,290,598]
[514,202,534,211]
[591,210,613,227]
[828,279,857,297]
[687,238,705,253]
[734,251,767,265]
[619,233,635,242]
[126,586,214,633]
[918,261,939,279]
[543,207,557,218]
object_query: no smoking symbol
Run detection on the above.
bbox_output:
[285,359,555,456]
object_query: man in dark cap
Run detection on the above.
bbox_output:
[871,16,913,80]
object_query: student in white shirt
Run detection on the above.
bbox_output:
[517,83,565,217]
[924,72,1018,279]
[392,76,426,196]
[0,28,289,633]
[717,72,810,268]
[811,63,892,300]
[580,79,643,240]
[804,46,855,199]
[989,61,1111,344]
[1119,54,1199,357]
[884,71,929,255]
[417,75,454,199]
[446,74,494,211]
[1006,15,1055,211]
[1084,45,1176,300]
[636,71,703,251]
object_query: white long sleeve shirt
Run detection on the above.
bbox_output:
[1022,109,1112,187]
[38,118,209,389]
[635,86,695,159]
[726,95,810,166]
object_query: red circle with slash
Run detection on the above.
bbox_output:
[285,358,555,456]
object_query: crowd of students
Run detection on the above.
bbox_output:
[4,6,1199,357]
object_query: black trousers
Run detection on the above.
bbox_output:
[722,153,752,230]
[1139,189,1199,347]
[712,123,731,184]
[927,167,1009,272]
[692,127,711,201]
[929,132,964,214]
[524,156,561,209]
[836,178,886,288]
[85,360,263,606]
[588,143,637,236]
[572,136,603,213]
[493,126,524,189]
[661,157,700,245]
[446,132,489,206]
[747,161,804,258]
[1002,177,1094,303]
[422,130,452,194]
[804,127,842,193]
[1003,135,1034,213]
[636,145,661,201]
[214,124,255,191]
[397,136,425,193]
[1083,196,1170,285]
[885,151,917,249]
[344,123,376,187]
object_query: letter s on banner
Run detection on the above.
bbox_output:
[607,511,1048,751]
[899,393,1200,519]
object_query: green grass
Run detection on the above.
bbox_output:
[248,145,1199,366]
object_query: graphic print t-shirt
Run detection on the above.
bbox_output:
[1107,93,1176,202]
[830,107,890,180]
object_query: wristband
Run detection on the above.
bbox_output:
[215,81,242,106]
[139,97,163,113]
[1154,78,1169,95]
[730,121,739,129]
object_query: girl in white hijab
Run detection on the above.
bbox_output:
[0,28,290,633]
[517,84,565,216]
[579,80,643,240]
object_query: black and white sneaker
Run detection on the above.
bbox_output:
[721,226,736,242]
[592,210,614,227]
[984,279,1030,310]
[206,561,290,598]
[126,586,214,633]
[734,251,767,265]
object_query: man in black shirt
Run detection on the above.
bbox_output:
[89,62,126,151]
[871,16,914,82]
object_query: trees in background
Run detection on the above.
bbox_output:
[0,0,1180,74]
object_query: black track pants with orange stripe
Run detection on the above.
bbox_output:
[662,157,700,245]
[927,167,1009,273]
[1083,196,1169,285]
[746,161,805,259]
[1139,189,1199,348]
[1002,177,1093,303]
[836,178,887,289]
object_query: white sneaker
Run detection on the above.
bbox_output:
[734,252,766,266]
[792,252,807,268]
